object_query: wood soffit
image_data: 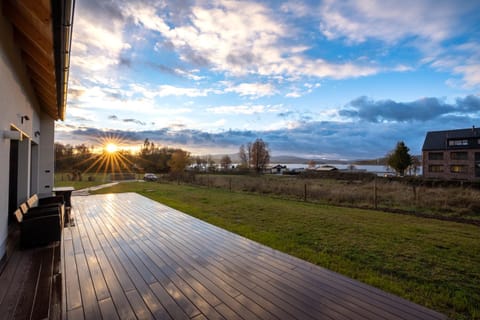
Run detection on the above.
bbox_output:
[3,0,59,120]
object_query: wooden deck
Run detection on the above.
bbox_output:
[0,233,62,320]
[63,193,446,320]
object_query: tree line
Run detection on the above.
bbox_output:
[54,137,272,175]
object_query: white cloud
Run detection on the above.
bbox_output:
[207,105,266,115]
[286,91,301,98]
[318,0,462,44]
[280,1,311,17]
[157,85,213,97]
[174,68,205,81]
[71,11,130,74]
[131,0,377,80]
[207,104,283,115]
[224,82,276,97]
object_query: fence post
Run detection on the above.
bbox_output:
[229,178,232,192]
[304,183,307,202]
[373,177,377,209]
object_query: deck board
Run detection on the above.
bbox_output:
[63,192,447,320]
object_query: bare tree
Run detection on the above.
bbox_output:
[239,144,248,168]
[220,155,232,169]
[250,138,270,173]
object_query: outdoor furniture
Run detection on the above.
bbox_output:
[14,206,62,248]
[52,187,74,207]
[53,187,74,224]
[26,194,67,225]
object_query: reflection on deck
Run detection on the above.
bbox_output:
[63,193,446,319]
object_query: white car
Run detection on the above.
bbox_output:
[143,173,158,181]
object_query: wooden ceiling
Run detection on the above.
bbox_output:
[3,0,62,120]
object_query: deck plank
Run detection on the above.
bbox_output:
[61,192,447,320]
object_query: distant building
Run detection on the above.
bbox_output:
[315,165,338,172]
[422,127,480,181]
[270,164,287,174]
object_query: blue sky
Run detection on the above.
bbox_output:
[57,0,480,159]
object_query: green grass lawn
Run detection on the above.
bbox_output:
[54,172,136,190]
[92,181,480,320]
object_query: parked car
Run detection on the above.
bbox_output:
[143,173,158,181]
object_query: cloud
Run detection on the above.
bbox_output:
[316,0,480,87]
[53,120,416,159]
[224,82,276,98]
[108,115,119,120]
[157,85,214,97]
[207,105,265,115]
[318,0,464,44]
[339,95,480,122]
[123,118,146,125]
[130,0,378,79]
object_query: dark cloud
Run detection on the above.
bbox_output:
[147,62,177,75]
[339,95,480,122]
[55,121,416,159]
[78,0,126,27]
[123,118,146,125]
[119,56,131,67]
[226,51,256,67]
[108,115,145,125]
[67,115,92,122]
[57,94,479,159]
[182,47,211,66]
[163,0,195,24]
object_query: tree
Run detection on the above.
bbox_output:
[387,141,412,176]
[220,155,232,169]
[168,150,191,174]
[206,155,216,171]
[250,138,270,173]
[239,144,248,168]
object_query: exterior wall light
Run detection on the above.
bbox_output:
[21,115,30,124]
[2,130,23,140]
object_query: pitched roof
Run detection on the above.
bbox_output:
[3,0,75,120]
[422,127,480,150]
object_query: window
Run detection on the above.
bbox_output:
[448,139,468,146]
[428,152,443,160]
[450,165,468,173]
[428,165,444,172]
[451,152,468,160]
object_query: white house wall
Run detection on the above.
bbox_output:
[0,14,55,259]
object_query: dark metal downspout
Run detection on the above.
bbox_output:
[52,0,75,121]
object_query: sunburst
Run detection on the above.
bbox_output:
[75,133,135,179]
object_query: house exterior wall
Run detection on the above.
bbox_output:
[0,14,55,259]
[423,149,480,181]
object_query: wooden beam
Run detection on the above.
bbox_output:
[16,0,51,25]
[14,30,55,72]
[27,68,56,93]
[3,1,53,55]
[13,28,53,61]
[35,87,57,109]
[37,100,58,119]
[31,77,56,102]
[22,52,55,83]
[26,66,55,90]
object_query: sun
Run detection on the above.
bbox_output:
[105,143,118,154]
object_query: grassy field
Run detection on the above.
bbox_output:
[92,181,480,320]
[54,172,141,189]
[176,173,480,221]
